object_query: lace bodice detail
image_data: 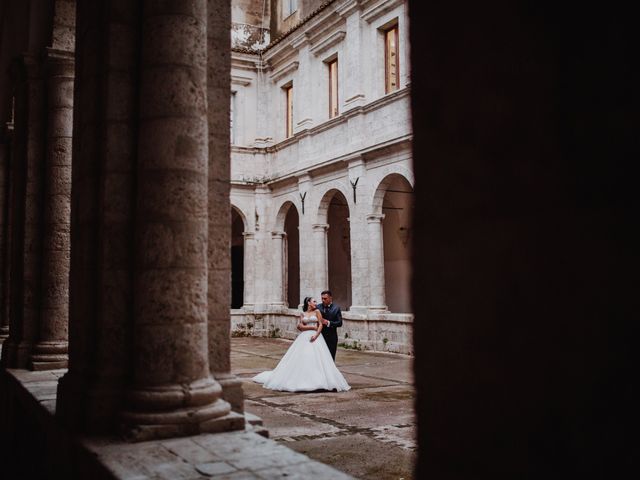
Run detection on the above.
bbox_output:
[301,314,318,325]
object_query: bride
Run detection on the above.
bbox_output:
[252,297,351,392]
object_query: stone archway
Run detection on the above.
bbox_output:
[231,207,245,308]
[319,190,352,310]
[380,175,413,313]
[283,204,300,308]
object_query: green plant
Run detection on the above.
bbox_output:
[268,326,281,338]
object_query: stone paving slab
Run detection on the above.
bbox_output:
[232,337,416,479]
[284,433,415,480]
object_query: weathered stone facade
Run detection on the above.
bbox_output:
[230,0,414,354]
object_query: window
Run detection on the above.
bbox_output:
[282,0,298,19]
[328,59,339,118]
[285,85,293,138]
[384,25,400,93]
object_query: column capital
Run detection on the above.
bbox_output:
[366,213,385,224]
[312,223,330,232]
[271,231,286,238]
[242,231,255,239]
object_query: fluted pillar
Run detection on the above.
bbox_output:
[367,214,388,310]
[313,223,329,291]
[119,0,238,441]
[271,231,286,305]
[30,49,74,370]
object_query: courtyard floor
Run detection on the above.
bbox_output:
[232,337,416,480]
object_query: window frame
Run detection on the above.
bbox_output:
[284,84,293,138]
[328,58,339,119]
[282,0,298,19]
[384,24,400,94]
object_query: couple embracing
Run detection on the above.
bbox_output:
[252,290,351,392]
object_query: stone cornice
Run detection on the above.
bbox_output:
[310,30,346,57]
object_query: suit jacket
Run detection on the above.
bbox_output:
[320,303,342,339]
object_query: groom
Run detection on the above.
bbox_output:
[319,290,342,361]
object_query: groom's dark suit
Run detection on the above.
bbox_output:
[320,302,342,360]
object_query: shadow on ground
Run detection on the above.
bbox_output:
[232,337,416,480]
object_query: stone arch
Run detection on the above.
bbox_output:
[370,167,414,216]
[274,201,300,308]
[371,172,414,313]
[317,188,352,310]
[230,205,247,309]
[315,183,353,225]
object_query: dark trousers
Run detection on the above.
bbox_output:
[322,329,338,360]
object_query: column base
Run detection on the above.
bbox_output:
[121,377,242,441]
[0,325,9,339]
[214,372,244,413]
[368,305,389,312]
[2,340,34,368]
[30,340,68,370]
[121,404,245,442]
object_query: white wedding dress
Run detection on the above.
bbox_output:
[252,314,351,392]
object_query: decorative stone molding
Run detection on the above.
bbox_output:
[310,30,346,57]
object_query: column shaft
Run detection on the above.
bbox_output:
[206,0,243,413]
[313,224,329,292]
[57,0,139,434]
[271,231,286,305]
[367,214,387,310]
[31,50,74,370]
[1,55,45,368]
[242,232,256,307]
[121,0,237,440]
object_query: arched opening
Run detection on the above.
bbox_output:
[231,207,244,308]
[283,205,300,308]
[381,175,413,313]
[326,191,351,310]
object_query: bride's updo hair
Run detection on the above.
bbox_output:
[303,297,312,312]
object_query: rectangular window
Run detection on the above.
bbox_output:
[385,25,400,93]
[328,59,339,118]
[282,0,298,19]
[285,85,293,138]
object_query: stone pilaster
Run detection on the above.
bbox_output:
[312,223,329,292]
[242,231,256,308]
[367,214,387,310]
[30,49,74,370]
[119,0,239,441]
[206,0,243,414]
[271,231,286,305]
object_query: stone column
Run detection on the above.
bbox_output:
[271,231,286,305]
[242,231,256,308]
[313,224,329,292]
[30,49,74,370]
[1,55,45,369]
[367,214,387,310]
[206,0,243,414]
[120,0,238,441]
[57,0,142,434]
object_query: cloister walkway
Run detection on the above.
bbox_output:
[232,337,416,480]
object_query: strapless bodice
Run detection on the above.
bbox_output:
[301,315,318,325]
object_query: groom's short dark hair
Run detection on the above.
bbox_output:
[321,290,332,297]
